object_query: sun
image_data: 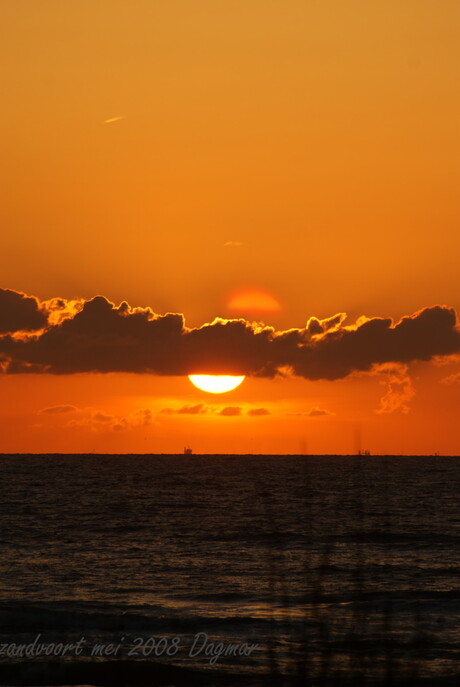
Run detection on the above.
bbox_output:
[188,375,245,394]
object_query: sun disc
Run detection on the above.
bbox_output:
[188,374,245,394]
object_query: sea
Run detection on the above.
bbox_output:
[0,454,459,686]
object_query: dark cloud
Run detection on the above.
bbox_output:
[219,406,242,416]
[1,289,459,381]
[286,306,460,381]
[0,288,48,334]
[247,408,270,416]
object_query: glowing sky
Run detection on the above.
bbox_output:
[0,1,459,453]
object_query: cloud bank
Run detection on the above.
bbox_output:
[1,288,459,381]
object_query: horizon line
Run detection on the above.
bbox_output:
[0,452,458,458]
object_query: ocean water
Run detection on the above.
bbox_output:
[0,454,459,686]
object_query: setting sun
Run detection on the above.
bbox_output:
[188,375,246,394]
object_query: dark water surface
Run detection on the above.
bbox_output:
[0,454,459,686]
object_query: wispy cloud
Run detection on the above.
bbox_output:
[103,116,126,124]
[289,406,333,417]
[39,405,77,415]
[92,411,112,422]
[373,363,415,414]
[441,372,460,385]
[54,406,156,432]
[160,403,206,415]
[177,403,206,415]
[307,406,332,417]
[160,404,248,417]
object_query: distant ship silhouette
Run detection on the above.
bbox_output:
[183,446,193,455]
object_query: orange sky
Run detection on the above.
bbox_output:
[1,1,459,454]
